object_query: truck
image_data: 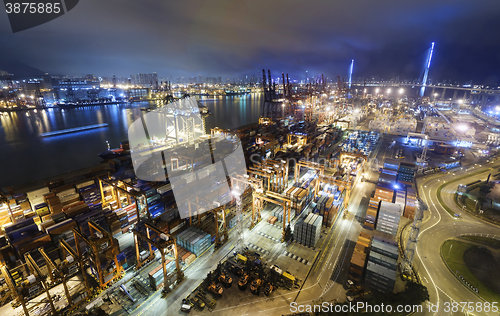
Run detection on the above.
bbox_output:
[185,295,204,310]
[270,264,298,289]
[181,299,193,312]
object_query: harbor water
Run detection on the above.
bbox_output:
[0,94,263,188]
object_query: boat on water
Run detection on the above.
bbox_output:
[56,98,127,108]
[225,89,251,96]
[98,140,130,160]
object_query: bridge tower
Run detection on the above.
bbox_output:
[348,59,354,98]
[420,42,435,98]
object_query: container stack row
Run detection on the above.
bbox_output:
[284,186,308,216]
[373,186,394,203]
[177,247,196,265]
[348,232,371,282]
[325,197,343,227]
[148,260,176,291]
[76,180,102,211]
[271,206,295,223]
[397,162,416,186]
[176,226,211,256]
[404,187,417,219]
[340,131,379,157]
[118,246,136,270]
[3,192,31,224]
[423,117,455,140]
[293,213,322,247]
[394,190,406,210]
[375,201,403,237]
[364,198,379,230]
[365,231,398,293]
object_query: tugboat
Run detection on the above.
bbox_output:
[98,140,130,160]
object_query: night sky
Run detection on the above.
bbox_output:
[1,0,500,83]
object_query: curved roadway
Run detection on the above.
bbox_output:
[416,161,500,316]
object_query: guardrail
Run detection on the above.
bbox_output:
[459,233,500,241]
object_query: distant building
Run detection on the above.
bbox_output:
[56,75,100,90]
[131,72,158,87]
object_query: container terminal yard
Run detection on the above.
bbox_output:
[1,59,500,316]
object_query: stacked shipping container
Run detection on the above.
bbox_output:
[348,232,371,282]
[404,187,417,219]
[293,213,322,247]
[364,199,379,230]
[176,226,211,256]
[375,201,403,236]
[365,231,398,293]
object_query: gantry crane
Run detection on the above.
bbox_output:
[252,190,291,241]
[317,174,352,209]
[133,223,183,293]
[231,175,264,251]
[1,265,31,316]
[294,160,325,184]
[170,155,194,171]
[248,168,273,192]
[60,239,92,299]
[339,151,367,165]
[255,134,279,158]
[188,198,227,249]
[287,133,308,147]
[39,243,91,310]
[99,177,146,220]
[73,221,123,289]
[256,159,289,192]
[249,159,288,193]
[0,278,12,307]
[24,253,57,315]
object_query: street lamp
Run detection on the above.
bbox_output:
[456,124,468,132]
[399,88,404,94]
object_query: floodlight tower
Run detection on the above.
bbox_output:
[420,42,435,98]
[232,185,244,253]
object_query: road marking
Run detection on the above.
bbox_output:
[417,176,443,316]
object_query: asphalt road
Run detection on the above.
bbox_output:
[414,159,500,316]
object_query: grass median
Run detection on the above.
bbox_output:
[441,239,500,303]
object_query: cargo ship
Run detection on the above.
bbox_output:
[224,89,250,96]
[98,141,130,160]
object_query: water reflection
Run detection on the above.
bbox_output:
[0,95,262,187]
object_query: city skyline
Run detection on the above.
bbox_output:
[1,0,500,84]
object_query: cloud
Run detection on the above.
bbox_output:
[1,0,499,82]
